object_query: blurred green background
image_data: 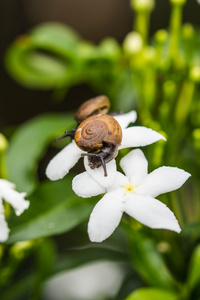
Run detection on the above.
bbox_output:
[1,0,199,129]
[1,1,200,300]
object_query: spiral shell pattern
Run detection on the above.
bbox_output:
[74,114,122,152]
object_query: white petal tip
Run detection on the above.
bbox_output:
[0,236,9,243]
[46,171,64,181]
[72,172,106,198]
[128,111,137,122]
[166,221,182,233]
[88,229,109,243]
[186,172,191,179]
[155,132,167,142]
[45,164,67,181]
[174,168,191,184]
[169,225,182,234]
[154,219,181,233]
[72,178,91,198]
[152,224,181,234]
[15,200,30,216]
[0,228,10,242]
[45,142,82,181]
[89,236,104,243]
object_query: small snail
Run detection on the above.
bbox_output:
[74,95,110,123]
[55,95,122,176]
[55,95,110,141]
[74,114,122,176]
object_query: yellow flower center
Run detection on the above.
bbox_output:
[124,183,135,194]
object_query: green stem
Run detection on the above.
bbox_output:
[134,11,150,45]
[170,192,186,228]
[0,153,7,179]
[174,80,195,125]
[0,133,8,179]
[131,0,155,46]
[169,1,185,63]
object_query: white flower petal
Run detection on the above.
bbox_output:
[119,126,166,149]
[114,111,137,129]
[46,140,83,181]
[124,194,181,233]
[1,188,30,216]
[0,199,10,242]
[72,172,106,198]
[114,172,129,187]
[120,149,148,185]
[135,166,191,198]
[84,157,117,189]
[107,171,129,193]
[88,189,124,242]
[0,179,15,190]
[0,215,10,242]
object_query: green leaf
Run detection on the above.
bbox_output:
[125,287,177,300]
[187,244,200,291]
[5,23,81,89]
[33,239,56,299]
[30,22,80,52]
[1,274,35,300]
[128,230,176,289]
[6,113,75,194]
[6,178,97,244]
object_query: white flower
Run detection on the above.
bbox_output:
[0,179,30,242]
[72,149,191,243]
[46,111,166,180]
[44,261,124,300]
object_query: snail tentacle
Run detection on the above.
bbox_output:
[55,128,76,142]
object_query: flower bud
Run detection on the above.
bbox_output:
[131,0,155,12]
[10,241,34,259]
[170,0,186,5]
[189,66,200,83]
[99,38,121,59]
[182,23,195,40]
[143,46,156,64]
[157,241,171,254]
[154,29,169,45]
[76,41,96,61]
[0,133,8,153]
[123,32,143,56]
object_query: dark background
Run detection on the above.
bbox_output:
[1,0,200,129]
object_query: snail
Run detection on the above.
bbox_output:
[74,95,110,123]
[74,114,122,176]
[55,95,110,141]
[55,95,122,176]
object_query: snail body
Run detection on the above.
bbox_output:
[55,95,122,176]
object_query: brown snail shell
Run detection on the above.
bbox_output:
[74,95,110,123]
[74,114,122,152]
